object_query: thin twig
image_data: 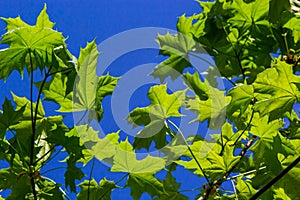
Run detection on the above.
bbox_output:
[220,108,254,156]
[49,67,73,76]
[40,166,66,175]
[222,25,245,80]
[233,108,255,146]
[33,145,57,166]
[37,146,64,171]
[178,187,202,193]
[225,136,257,178]
[203,135,257,199]
[225,77,236,86]
[227,166,266,180]
[230,179,238,200]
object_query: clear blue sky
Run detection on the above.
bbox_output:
[0,1,206,199]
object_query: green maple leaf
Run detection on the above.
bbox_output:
[273,188,292,200]
[186,81,227,129]
[283,14,300,43]
[253,60,300,120]
[249,115,292,174]
[268,0,291,24]
[183,72,209,100]
[227,0,269,29]
[77,178,116,200]
[111,139,165,173]
[0,98,25,137]
[43,41,118,123]
[226,84,254,118]
[156,164,188,200]
[73,40,99,111]
[206,145,240,180]
[94,74,119,121]
[175,140,214,176]
[127,84,186,149]
[235,178,258,200]
[126,173,165,200]
[250,114,283,138]
[151,15,197,81]
[76,125,120,164]
[43,40,99,113]
[65,155,84,192]
[0,4,65,80]
[43,41,119,121]
[37,181,65,200]
[43,73,73,112]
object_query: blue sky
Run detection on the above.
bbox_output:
[0,1,209,199]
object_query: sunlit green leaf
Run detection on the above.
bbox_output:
[77,178,116,200]
[95,74,119,121]
[151,16,196,81]
[253,60,300,120]
[0,98,25,137]
[236,177,258,200]
[127,84,185,149]
[0,4,65,79]
[126,173,165,200]
[273,187,292,200]
[226,84,254,118]
[111,139,165,173]
[186,82,227,129]
[206,145,240,180]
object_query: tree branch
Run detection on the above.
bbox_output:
[203,135,257,199]
[249,155,300,200]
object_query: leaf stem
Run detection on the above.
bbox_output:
[230,179,238,200]
[49,67,73,76]
[222,25,246,80]
[6,128,28,165]
[225,135,257,178]
[203,135,257,199]
[76,110,88,125]
[32,144,57,166]
[28,49,38,200]
[37,146,64,171]
[40,166,66,175]
[29,49,35,165]
[233,108,255,146]
[178,187,201,193]
[167,119,210,184]
[227,166,266,180]
[189,52,216,67]
[249,155,300,200]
